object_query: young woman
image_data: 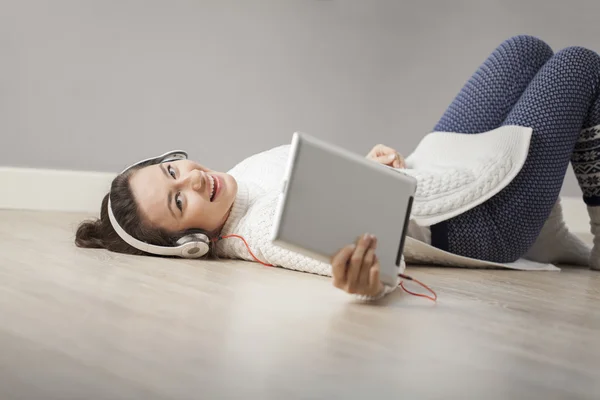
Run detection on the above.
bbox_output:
[76,35,600,300]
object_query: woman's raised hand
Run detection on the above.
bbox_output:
[366,144,405,169]
[330,234,385,297]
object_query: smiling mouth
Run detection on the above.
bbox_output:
[209,175,219,202]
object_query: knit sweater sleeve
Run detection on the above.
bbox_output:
[251,194,400,301]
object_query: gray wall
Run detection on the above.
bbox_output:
[2,0,600,196]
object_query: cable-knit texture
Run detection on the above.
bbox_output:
[403,125,531,226]
[432,37,600,263]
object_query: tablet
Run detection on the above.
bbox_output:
[270,132,417,287]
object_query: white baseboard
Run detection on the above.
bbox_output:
[0,166,593,232]
[0,167,116,214]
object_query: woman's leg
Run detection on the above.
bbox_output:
[441,46,600,262]
[433,35,554,134]
[429,35,554,252]
[572,97,600,204]
[572,86,600,269]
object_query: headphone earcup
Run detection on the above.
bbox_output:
[176,233,210,258]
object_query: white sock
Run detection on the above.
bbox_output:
[587,206,600,270]
[524,200,591,266]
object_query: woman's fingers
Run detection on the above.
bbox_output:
[389,152,405,169]
[393,156,405,169]
[367,144,396,159]
[374,154,397,166]
[331,244,355,288]
[368,146,405,169]
[374,144,397,156]
[368,263,384,296]
[346,234,372,293]
[331,235,382,296]
[359,237,377,288]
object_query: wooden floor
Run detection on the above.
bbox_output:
[1,210,599,400]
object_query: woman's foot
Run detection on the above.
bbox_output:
[524,200,591,266]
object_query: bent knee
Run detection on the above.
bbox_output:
[554,46,600,65]
[500,35,553,56]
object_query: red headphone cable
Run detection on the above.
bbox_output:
[214,235,437,301]
[398,273,437,302]
[214,234,274,267]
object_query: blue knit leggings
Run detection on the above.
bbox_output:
[430,35,600,263]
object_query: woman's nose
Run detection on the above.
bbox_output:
[186,169,204,192]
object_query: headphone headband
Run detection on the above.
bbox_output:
[107,150,210,258]
[118,150,188,174]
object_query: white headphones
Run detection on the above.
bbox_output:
[107,150,211,258]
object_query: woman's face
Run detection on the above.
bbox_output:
[129,160,238,234]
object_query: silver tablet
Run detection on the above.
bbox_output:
[270,132,417,287]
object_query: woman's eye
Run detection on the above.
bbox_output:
[175,192,183,211]
[167,165,176,179]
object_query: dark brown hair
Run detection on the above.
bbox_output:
[75,161,214,257]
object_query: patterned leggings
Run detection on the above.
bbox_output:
[430,35,600,263]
